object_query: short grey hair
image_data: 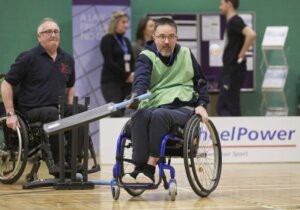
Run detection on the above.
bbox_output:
[37,17,59,34]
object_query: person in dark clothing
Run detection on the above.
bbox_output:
[122,18,209,184]
[217,0,256,116]
[132,16,155,59]
[1,17,85,176]
[100,11,135,117]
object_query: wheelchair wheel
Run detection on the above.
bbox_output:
[183,115,222,197]
[111,185,120,200]
[168,180,177,201]
[119,122,145,197]
[0,116,29,184]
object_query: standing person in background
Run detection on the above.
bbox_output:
[132,16,155,59]
[217,0,256,116]
[100,11,134,117]
[125,16,155,117]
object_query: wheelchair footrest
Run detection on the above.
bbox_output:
[121,183,157,190]
[88,164,101,174]
[22,179,58,189]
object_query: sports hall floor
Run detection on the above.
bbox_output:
[1,162,300,210]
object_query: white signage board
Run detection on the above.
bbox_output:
[201,15,220,41]
[262,66,288,90]
[99,117,300,164]
[262,26,289,49]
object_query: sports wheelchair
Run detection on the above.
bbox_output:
[111,114,222,201]
[0,110,100,188]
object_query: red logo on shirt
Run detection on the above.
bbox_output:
[60,63,70,74]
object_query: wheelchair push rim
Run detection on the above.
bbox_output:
[0,116,29,184]
[183,115,222,197]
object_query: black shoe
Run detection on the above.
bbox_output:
[49,162,69,178]
[136,164,155,184]
[66,156,84,172]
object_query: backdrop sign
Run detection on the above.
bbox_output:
[100,117,300,164]
[72,0,131,148]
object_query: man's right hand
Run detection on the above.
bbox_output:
[125,92,139,109]
[6,115,20,131]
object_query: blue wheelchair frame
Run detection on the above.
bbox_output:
[113,132,180,187]
[111,114,222,201]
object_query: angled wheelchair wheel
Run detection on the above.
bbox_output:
[0,116,29,184]
[183,115,222,197]
[119,121,145,197]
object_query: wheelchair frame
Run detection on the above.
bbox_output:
[111,114,222,201]
[0,99,100,188]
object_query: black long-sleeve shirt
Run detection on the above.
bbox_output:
[100,33,135,84]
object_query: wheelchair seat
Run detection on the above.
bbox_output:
[111,114,222,201]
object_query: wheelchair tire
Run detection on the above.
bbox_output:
[119,122,145,197]
[183,115,222,197]
[0,116,29,184]
[112,185,120,200]
[168,180,177,201]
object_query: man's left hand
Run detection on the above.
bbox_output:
[195,105,209,124]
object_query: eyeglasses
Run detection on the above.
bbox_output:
[154,34,177,41]
[40,29,60,36]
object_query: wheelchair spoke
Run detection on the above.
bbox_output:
[0,116,28,184]
[183,115,222,197]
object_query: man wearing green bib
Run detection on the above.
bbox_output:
[122,18,209,184]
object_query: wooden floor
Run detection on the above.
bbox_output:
[1,162,300,210]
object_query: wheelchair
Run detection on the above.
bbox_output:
[111,114,222,201]
[0,111,100,187]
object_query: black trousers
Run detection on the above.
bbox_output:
[22,104,86,164]
[131,107,194,166]
[101,81,131,117]
[217,64,247,116]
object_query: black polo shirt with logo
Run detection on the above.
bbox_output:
[5,44,75,110]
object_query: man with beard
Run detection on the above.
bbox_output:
[1,17,85,177]
[122,17,209,184]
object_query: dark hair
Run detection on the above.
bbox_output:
[136,16,151,41]
[225,0,239,9]
[154,17,177,33]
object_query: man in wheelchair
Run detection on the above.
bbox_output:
[1,17,85,178]
[122,17,209,184]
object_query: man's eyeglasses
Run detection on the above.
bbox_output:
[40,29,60,36]
[154,34,177,41]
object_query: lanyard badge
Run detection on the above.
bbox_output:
[124,54,131,72]
[115,35,131,72]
